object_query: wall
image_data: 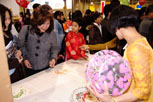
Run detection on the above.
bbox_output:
[0,0,20,16]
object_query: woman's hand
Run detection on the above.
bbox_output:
[49,59,56,68]
[15,50,22,57]
[24,60,32,69]
[17,56,23,63]
[15,50,23,63]
[87,82,112,102]
[80,44,89,50]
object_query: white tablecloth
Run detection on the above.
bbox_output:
[12,59,89,102]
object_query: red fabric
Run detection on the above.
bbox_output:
[65,32,86,60]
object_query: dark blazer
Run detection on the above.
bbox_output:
[89,24,103,44]
[88,24,103,54]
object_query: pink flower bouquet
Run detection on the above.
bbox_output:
[85,50,132,96]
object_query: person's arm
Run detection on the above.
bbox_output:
[88,37,117,50]
[112,44,152,102]
[50,31,59,61]
[88,83,138,102]
[125,44,151,100]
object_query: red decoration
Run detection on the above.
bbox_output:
[16,0,30,8]
[139,0,146,5]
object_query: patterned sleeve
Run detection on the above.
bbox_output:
[127,44,152,100]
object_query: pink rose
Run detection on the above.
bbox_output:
[114,56,121,63]
[119,63,128,73]
[107,80,114,89]
[123,73,132,81]
[106,71,114,81]
[112,88,121,96]
[116,78,124,89]
[123,82,131,92]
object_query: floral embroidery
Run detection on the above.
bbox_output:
[71,50,76,55]
[66,41,70,46]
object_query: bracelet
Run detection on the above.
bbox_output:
[112,97,117,102]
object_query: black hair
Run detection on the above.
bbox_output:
[109,5,138,35]
[60,11,64,16]
[0,4,12,32]
[26,9,31,16]
[54,11,61,19]
[145,4,153,15]
[68,11,72,20]
[72,10,82,20]
[85,9,91,15]
[33,3,40,9]
[103,4,111,17]
[148,22,153,48]
[110,0,120,9]
[91,12,101,23]
[139,7,146,17]
[72,18,83,27]
[19,12,24,17]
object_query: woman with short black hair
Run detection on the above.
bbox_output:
[88,5,153,102]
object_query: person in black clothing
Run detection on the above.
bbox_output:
[81,9,92,43]
[24,13,31,25]
[102,4,116,43]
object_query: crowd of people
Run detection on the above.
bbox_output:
[0,0,153,101]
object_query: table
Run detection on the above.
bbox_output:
[12,59,89,102]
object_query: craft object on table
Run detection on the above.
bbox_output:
[71,87,99,102]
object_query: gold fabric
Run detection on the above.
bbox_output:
[123,37,153,102]
[88,37,117,50]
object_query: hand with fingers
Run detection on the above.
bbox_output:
[15,50,23,63]
[80,44,89,50]
[87,82,113,102]
[49,58,56,68]
[24,60,32,69]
